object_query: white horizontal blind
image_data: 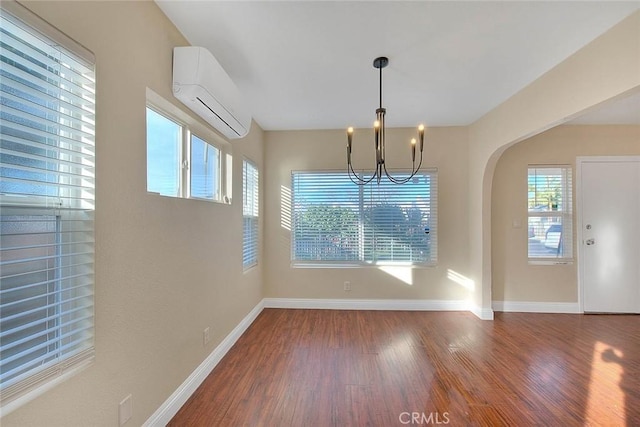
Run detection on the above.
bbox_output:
[190,134,220,201]
[527,166,572,260]
[242,160,258,269]
[292,171,437,265]
[0,7,95,405]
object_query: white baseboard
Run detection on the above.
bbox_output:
[492,300,581,314]
[143,300,265,427]
[470,305,494,320]
[263,297,470,312]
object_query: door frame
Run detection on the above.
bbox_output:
[576,156,640,313]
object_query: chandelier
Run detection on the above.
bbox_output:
[346,57,425,185]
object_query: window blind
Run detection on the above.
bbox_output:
[527,166,572,260]
[0,7,95,406]
[190,134,220,201]
[243,160,258,269]
[292,171,437,266]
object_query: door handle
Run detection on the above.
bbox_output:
[586,238,595,245]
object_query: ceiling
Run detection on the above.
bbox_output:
[156,1,640,131]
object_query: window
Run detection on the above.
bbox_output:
[0,5,96,407]
[190,135,220,200]
[146,102,229,203]
[243,160,259,269]
[291,171,437,266]
[528,166,573,261]
[146,108,181,197]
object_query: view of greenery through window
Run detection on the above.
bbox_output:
[292,171,437,265]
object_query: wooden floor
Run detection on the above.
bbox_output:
[169,309,640,426]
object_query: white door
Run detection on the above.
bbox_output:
[580,158,640,313]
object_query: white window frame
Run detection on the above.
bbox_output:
[146,106,184,197]
[146,88,232,204]
[0,1,96,412]
[290,169,438,268]
[189,133,221,201]
[527,165,573,264]
[242,159,259,270]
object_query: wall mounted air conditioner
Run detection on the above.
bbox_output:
[172,46,251,139]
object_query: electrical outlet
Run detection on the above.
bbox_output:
[203,327,210,346]
[119,394,132,426]
[344,281,351,292]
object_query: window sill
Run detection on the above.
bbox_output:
[1,356,93,417]
[291,262,437,269]
[528,259,574,266]
[146,191,232,205]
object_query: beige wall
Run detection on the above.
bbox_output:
[264,127,472,301]
[3,1,264,426]
[467,11,640,315]
[492,125,640,303]
[2,1,639,426]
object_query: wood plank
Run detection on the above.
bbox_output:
[169,310,640,426]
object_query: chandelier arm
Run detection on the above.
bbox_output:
[348,161,378,186]
[412,151,424,175]
[383,167,416,184]
[384,155,422,184]
[348,164,367,183]
[349,171,377,186]
[382,150,424,184]
[382,160,414,183]
[348,172,367,186]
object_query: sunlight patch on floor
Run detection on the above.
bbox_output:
[585,341,625,424]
